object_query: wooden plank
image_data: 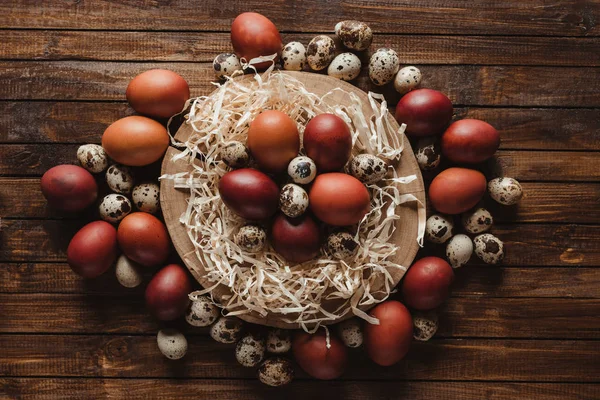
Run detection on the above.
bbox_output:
[1,62,599,107]
[1,379,599,400]
[0,335,597,381]
[0,0,597,36]
[3,30,600,66]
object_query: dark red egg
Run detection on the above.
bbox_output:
[145,264,192,321]
[402,257,454,310]
[67,221,118,278]
[395,89,453,137]
[303,113,352,172]
[441,119,500,164]
[231,12,282,70]
[292,330,348,380]
[219,168,279,220]
[41,165,98,212]
[364,300,413,366]
[271,213,321,263]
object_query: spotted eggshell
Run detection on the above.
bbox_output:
[99,193,132,223]
[327,52,362,81]
[368,48,400,86]
[334,20,373,51]
[213,53,242,79]
[462,207,493,234]
[337,318,363,348]
[281,42,307,71]
[326,231,358,259]
[425,214,454,244]
[222,141,250,168]
[115,254,143,288]
[474,233,505,265]
[186,296,220,327]
[287,156,317,184]
[414,137,441,171]
[348,154,387,184]
[132,183,160,214]
[446,234,473,268]
[279,183,309,218]
[236,334,266,367]
[413,311,438,341]
[258,357,294,387]
[210,316,244,344]
[106,164,135,194]
[394,66,422,95]
[235,225,267,252]
[266,329,292,354]
[306,35,336,71]
[488,177,523,205]
[157,329,188,360]
[77,144,108,174]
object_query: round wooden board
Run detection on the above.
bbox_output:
[160,71,425,329]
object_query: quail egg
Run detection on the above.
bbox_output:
[337,318,363,348]
[413,311,438,341]
[425,214,454,244]
[236,333,266,367]
[115,254,143,288]
[462,207,493,234]
[327,52,362,81]
[213,53,242,79]
[368,48,400,86]
[222,141,250,168]
[235,225,267,252]
[132,183,160,214]
[99,193,132,223]
[446,234,473,268]
[488,177,523,205]
[326,231,358,259]
[186,295,220,327]
[281,42,307,71]
[210,316,244,344]
[279,183,309,218]
[348,154,388,184]
[287,156,317,184]
[258,357,294,387]
[157,329,188,360]
[474,233,505,265]
[414,137,441,171]
[106,164,134,194]
[266,329,292,354]
[77,144,108,174]
[394,66,422,95]
[306,35,336,71]
[334,20,373,51]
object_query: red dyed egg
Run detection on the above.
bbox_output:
[231,12,282,70]
[41,165,98,212]
[364,300,413,366]
[271,213,321,263]
[395,89,453,137]
[67,221,118,278]
[309,173,370,226]
[219,168,280,220]
[117,212,171,267]
[402,257,454,310]
[292,330,348,380]
[428,167,487,214]
[441,119,500,164]
[145,264,192,321]
[303,113,352,172]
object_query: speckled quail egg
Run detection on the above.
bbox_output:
[326,231,358,259]
[157,329,188,360]
[488,177,523,206]
[446,234,474,268]
[334,20,373,51]
[327,52,362,81]
[368,48,400,86]
[413,311,438,341]
[348,154,388,184]
[279,183,309,218]
[77,144,108,174]
[337,318,363,348]
[281,42,307,71]
[222,141,250,168]
[236,334,266,367]
[394,66,422,95]
[99,193,132,223]
[425,214,454,244]
[106,164,134,194]
[213,53,242,79]
[234,225,267,252]
[186,296,220,327]
[266,329,292,354]
[115,255,143,288]
[210,316,244,344]
[287,156,317,184]
[474,233,505,265]
[132,183,160,214]
[258,357,294,387]
[414,137,441,171]
[462,207,493,234]
[306,35,336,71]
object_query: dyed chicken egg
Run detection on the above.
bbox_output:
[306,35,336,71]
[446,234,473,268]
[77,144,108,174]
[279,183,309,218]
[99,193,132,224]
[287,156,317,184]
[231,12,282,70]
[394,66,422,95]
[369,48,400,86]
[281,42,306,71]
[335,20,373,51]
[327,53,362,81]
[425,214,454,244]
[234,225,267,252]
[348,154,387,184]
[309,173,370,226]
[126,69,190,119]
[428,168,487,215]
[213,53,242,79]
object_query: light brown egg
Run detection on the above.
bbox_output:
[126,69,190,118]
[309,173,370,226]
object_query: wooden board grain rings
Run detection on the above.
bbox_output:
[160,71,425,328]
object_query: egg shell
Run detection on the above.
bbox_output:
[425,214,454,244]
[292,330,348,380]
[429,167,487,215]
[306,35,336,71]
[461,207,493,234]
[236,334,266,367]
[394,66,422,95]
[395,89,453,137]
[102,116,169,167]
[99,193,132,223]
[287,156,317,184]
[279,183,309,218]
[157,329,188,360]
[281,42,307,71]
[210,316,244,344]
[413,311,438,341]
[145,264,191,321]
[337,318,363,348]
[266,329,292,354]
[474,233,505,264]
[117,212,171,267]
[219,168,280,220]
[335,20,373,51]
[213,53,242,79]
[231,12,282,70]
[67,221,118,278]
[368,48,400,86]
[234,225,267,252]
[441,119,500,164]
[326,231,358,259]
[446,234,474,268]
[247,110,300,174]
[258,357,294,387]
[41,165,98,212]
[348,154,387,184]
[186,296,220,327]
[106,164,135,195]
[132,183,160,214]
[488,177,523,206]
[309,173,371,226]
[271,213,321,263]
[126,69,190,119]
[221,141,249,168]
[327,53,362,81]
[364,300,413,366]
[303,113,352,173]
[77,144,108,174]
[115,255,143,288]
[402,257,454,310]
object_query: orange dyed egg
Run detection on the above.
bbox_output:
[126,69,190,119]
[309,173,370,226]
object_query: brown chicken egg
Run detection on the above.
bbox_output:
[145,264,192,321]
[67,221,118,278]
[117,212,171,267]
[231,12,282,70]
[441,119,500,164]
[102,116,169,167]
[41,164,98,212]
[395,89,453,137]
[429,168,487,214]
[247,110,300,174]
[303,113,352,172]
[219,168,280,220]
[402,257,454,310]
[126,69,190,119]
[364,300,413,366]
[309,173,370,226]
[271,213,321,263]
[292,330,348,380]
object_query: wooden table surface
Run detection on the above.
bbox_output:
[1,1,599,399]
